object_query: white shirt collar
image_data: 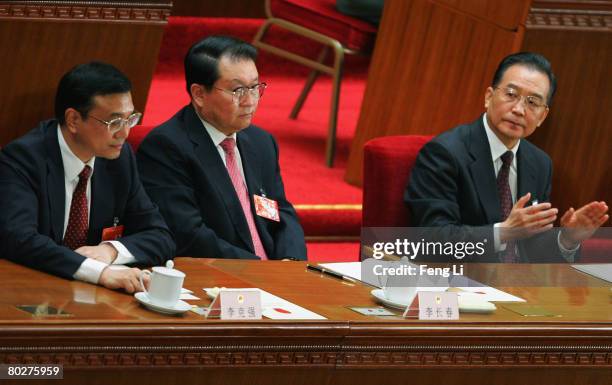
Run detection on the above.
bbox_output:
[197,114,237,146]
[57,124,95,181]
[483,114,519,163]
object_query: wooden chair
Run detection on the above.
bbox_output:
[252,0,377,167]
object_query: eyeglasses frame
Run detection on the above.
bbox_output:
[494,86,549,113]
[213,82,268,104]
[89,112,143,134]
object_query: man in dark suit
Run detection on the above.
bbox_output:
[137,36,306,260]
[405,52,608,263]
[0,62,175,292]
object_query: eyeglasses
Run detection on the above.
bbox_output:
[214,83,267,104]
[495,87,548,112]
[89,112,142,134]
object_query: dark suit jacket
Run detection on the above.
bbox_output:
[405,115,565,262]
[136,104,307,260]
[0,120,175,279]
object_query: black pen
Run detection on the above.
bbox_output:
[306,264,357,283]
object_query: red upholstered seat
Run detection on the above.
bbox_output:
[582,238,612,263]
[362,135,433,227]
[127,125,153,152]
[270,0,377,51]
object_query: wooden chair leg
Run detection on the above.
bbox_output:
[252,19,273,49]
[325,46,344,168]
[252,14,350,167]
[290,47,329,119]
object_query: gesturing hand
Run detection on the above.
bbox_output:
[499,193,558,242]
[559,201,609,249]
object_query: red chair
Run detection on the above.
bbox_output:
[252,0,377,167]
[127,125,154,152]
[582,238,612,263]
[362,135,433,227]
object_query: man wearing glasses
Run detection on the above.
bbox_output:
[405,52,608,262]
[137,36,306,261]
[0,62,175,291]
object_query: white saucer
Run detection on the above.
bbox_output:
[371,289,411,310]
[370,289,497,313]
[134,292,191,315]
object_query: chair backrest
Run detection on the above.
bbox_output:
[362,135,433,227]
[127,125,154,152]
[268,0,377,51]
[582,238,612,263]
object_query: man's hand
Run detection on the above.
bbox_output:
[75,243,118,264]
[560,201,609,249]
[500,193,558,242]
[98,267,149,293]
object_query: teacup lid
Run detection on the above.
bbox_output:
[152,260,185,278]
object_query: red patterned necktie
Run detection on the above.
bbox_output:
[496,151,518,263]
[63,165,91,250]
[219,138,268,260]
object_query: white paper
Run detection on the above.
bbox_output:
[572,264,612,283]
[454,286,525,302]
[180,293,200,300]
[204,288,326,320]
[318,262,524,302]
[319,262,362,281]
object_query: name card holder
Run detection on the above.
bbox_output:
[405,291,459,320]
[206,289,262,320]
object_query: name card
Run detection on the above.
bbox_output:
[219,289,262,320]
[416,291,459,320]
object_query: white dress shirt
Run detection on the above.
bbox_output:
[484,115,518,253]
[483,115,519,203]
[57,125,135,284]
[483,115,577,260]
[199,116,247,185]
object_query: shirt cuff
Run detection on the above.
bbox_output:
[557,231,580,263]
[73,258,108,284]
[104,241,137,265]
[493,223,506,252]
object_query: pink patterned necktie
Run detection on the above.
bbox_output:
[496,151,518,263]
[63,165,91,250]
[219,138,268,260]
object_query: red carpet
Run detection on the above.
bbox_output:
[305,242,360,262]
[144,17,366,261]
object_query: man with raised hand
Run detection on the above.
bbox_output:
[406,52,608,263]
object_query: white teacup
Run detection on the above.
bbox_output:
[379,264,418,305]
[383,285,417,305]
[140,264,185,308]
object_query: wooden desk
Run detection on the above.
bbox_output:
[0,0,171,146]
[0,258,610,385]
